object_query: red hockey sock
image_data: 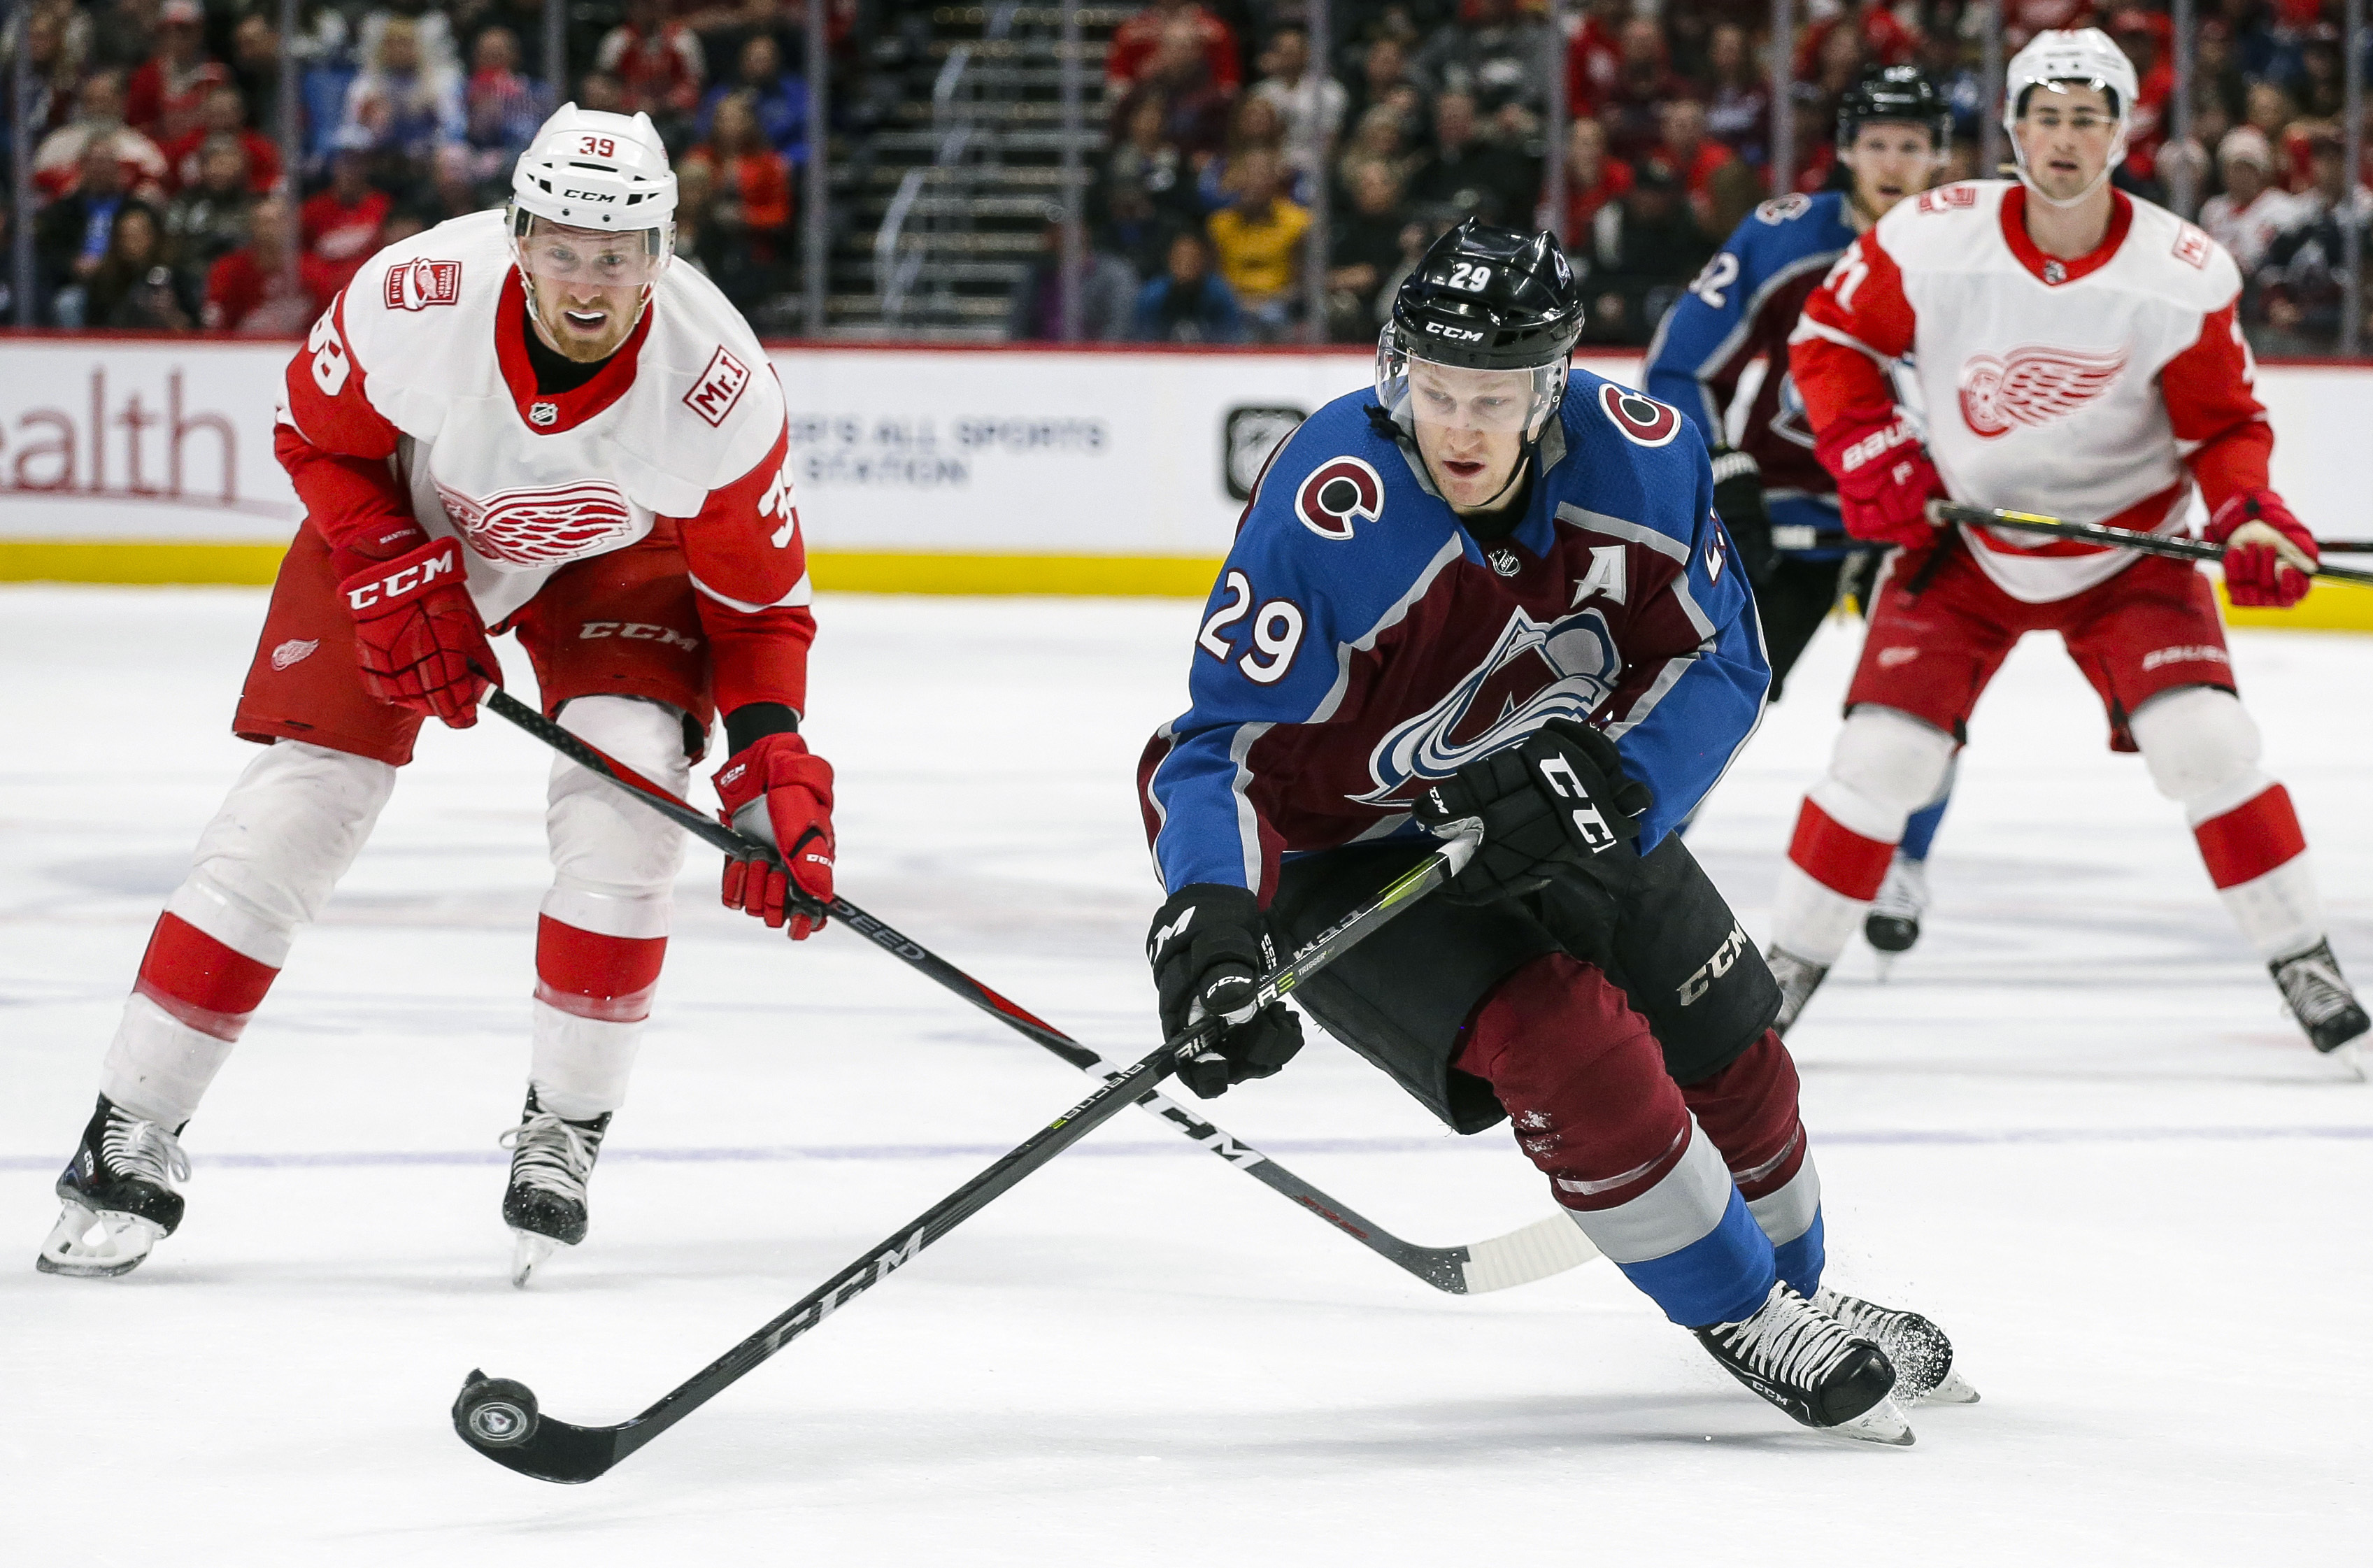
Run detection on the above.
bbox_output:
[1455,954,1693,1213]
[131,912,280,1041]
[534,915,668,1023]
[1788,798,1896,901]
[1679,1029,1808,1201]
[2193,783,2308,890]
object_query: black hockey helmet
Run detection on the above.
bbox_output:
[1377,220,1585,441]
[1836,64,1950,150]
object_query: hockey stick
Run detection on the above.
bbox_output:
[453,832,1483,1483]
[482,687,1599,1295]
[1930,502,2373,588]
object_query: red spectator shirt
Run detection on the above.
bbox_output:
[164,126,283,194]
[205,248,332,334]
[1565,156,1635,235]
[301,188,394,295]
[594,23,706,117]
[1105,5,1240,92]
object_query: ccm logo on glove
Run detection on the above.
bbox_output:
[344,541,462,611]
[1536,755,1618,852]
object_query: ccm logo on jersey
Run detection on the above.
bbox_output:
[579,621,701,650]
[1296,456,1384,540]
[1598,385,1681,447]
[1678,924,1748,1007]
[345,543,459,611]
[684,347,753,427]
[1958,346,2126,439]
[384,257,462,311]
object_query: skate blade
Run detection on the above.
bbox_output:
[34,1203,162,1278]
[1825,1395,1916,1446]
[1922,1368,1981,1404]
[509,1230,561,1288]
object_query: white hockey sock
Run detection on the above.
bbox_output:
[100,994,238,1128]
[528,1000,643,1121]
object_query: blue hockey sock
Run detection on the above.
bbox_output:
[1609,1188,1778,1327]
[1897,760,1956,862]
[1771,1206,1826,1298]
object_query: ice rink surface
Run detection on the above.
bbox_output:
[1,585,2367,1566]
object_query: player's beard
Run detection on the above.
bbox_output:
[528,278,645,363]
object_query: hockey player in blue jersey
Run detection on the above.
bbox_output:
[1138,222,1972,1442]
[1646,65,1955,958]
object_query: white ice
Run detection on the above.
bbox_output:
[1,585,2367,1566]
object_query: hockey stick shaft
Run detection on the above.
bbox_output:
[455,834,1477,1482]
[483,688,1596,1295]
[1931,502,2373,587]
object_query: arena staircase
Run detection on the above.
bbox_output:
[824,3,1123,338]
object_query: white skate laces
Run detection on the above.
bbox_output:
[499,1111,601,1203]
[1706,1285,1864,1393]
[103,1112,191,1191]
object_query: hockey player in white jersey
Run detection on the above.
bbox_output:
[1765,29,2370,1060]
[38,106,836,1283]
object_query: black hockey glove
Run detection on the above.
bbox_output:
[1146,883,1304,1099]
[1411,718,1653,904]
[1710,446,1776,588]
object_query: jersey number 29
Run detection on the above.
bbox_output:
[1198,570,1305,685]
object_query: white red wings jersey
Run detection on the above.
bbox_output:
[278,208,813,713]
[1792,180,2272,604]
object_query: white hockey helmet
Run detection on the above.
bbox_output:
[2003,29,2137,207]
[511,103,678,231]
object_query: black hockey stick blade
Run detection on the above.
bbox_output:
[1932,502,2373,587]
[454,835,1478,1482]
[479,690,1600,1295]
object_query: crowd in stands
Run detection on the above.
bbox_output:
[1058,0,2373,352]
[3,0,828,332]
[1,0,2367,353]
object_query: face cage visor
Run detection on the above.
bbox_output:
[1374,323,1567,436]
[513,210,673,291]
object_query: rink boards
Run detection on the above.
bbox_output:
[0,335,2367,628]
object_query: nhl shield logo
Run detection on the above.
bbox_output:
[529,401,560,427]
[1223,406,1307,501]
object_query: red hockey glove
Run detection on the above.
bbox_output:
[336,536,496,727]
[715,732,835,939]
[1815,409,1944,550]
[2208,488,2318,609]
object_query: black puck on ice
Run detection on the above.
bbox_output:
[454,1369,540,1448]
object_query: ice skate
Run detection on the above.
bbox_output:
[1693,1282,1911,1445]
[2268,941,2371,1068]
[1767,947,1829,1036]
[36,1097,191,1278]
[499,1091,611,1288]
[1863,855,1928,969]
[1815,1287,1978,1404]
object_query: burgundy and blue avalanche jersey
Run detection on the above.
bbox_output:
[1645,190,1858,557]
[1138,369,1770,900]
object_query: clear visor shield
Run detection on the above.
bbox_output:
[1376,331,1564,434]
[515,215,669,290]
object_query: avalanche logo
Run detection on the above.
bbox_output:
[1957,345,2126,439]
[1295,457,1383,540]
[1598,385,1681,448]
[1353,606,1620,808]
[435,479,638,564]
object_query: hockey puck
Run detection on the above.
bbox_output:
[453,1370,540,1448]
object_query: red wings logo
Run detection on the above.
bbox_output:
[434,479,638,564]
[384,258,462,311]
[1956,345,2126,439]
